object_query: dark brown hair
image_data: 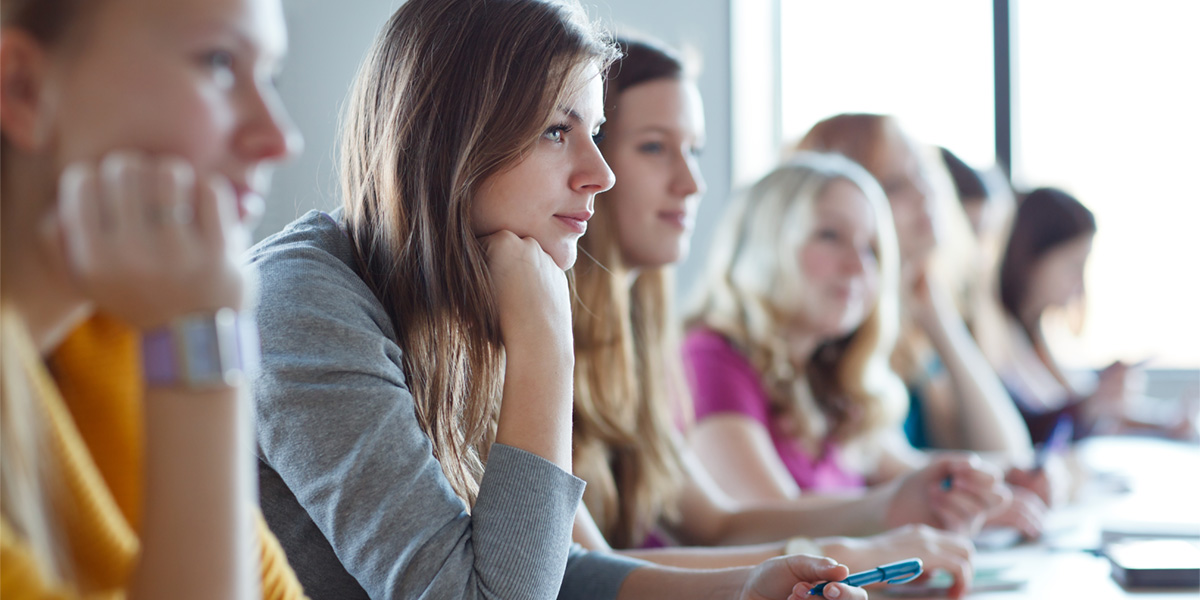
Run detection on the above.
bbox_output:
[998,187,1095,336]
[339,0,618,506]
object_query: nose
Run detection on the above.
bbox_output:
[570,138,615,194]
[671,153,706,198]
[239,82,304,163]
[844,247,867,276]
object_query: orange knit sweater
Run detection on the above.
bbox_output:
[1,314,306,599]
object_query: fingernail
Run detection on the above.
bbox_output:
[825,584,842,599]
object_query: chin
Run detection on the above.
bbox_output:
[554,246,578,271]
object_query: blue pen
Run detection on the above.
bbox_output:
[1034,414,1074,471]
[808,559,924,597]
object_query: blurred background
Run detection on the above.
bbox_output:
[264,0,1199,389]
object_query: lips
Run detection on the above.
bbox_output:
[230,183,265,224]
[555,210,592,234]
[658,210,688,230]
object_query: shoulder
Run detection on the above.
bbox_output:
[682,328,770,420]
[246,210,395,347]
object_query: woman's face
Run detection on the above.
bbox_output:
[471,68,614,270]
[599,78,706,269]
[785,179,881,340]
[873,133,936,267]
[1027,234,1093,312]
[25,0,301,220]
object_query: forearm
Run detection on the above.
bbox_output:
[131,387,254,600]
[496,340,574,470]
[922,305,1031,460]
[703,491,890,545]
[614,544,782,570]
[618,565,750,600]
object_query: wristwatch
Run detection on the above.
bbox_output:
[142,309,247,389]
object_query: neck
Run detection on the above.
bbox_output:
[1,152,92,354]
[783,324,822,368]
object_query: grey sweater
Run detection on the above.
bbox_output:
[246,210,643,599]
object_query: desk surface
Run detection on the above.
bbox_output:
[892,437,1200,599]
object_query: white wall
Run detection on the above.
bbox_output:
[265,0,733,299]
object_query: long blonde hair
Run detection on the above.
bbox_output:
[570,38,690,549]
[1,0,98,583]
[687,153,907,446]
[793,113,930,382]
[339,0,617,507]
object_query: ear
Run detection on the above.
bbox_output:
[0,28,50,151]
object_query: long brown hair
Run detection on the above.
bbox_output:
[998,187,1095,340]
[572,38,689,548]
[339,0,617,507]
[687,154,907,447]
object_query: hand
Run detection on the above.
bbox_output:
[738,555,862,600]
[983,485,1047,540]
[480,230,572,357]
[885,454,1010,536]
[53,152,246,330]
[824,525,974,599]
[1005,462,1070,507]
[1088,361,1137,424]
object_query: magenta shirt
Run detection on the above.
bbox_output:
[682,329,865,493]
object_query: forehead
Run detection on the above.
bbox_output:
[93,0,287,55]
[559,65,606,121]
[612,78,705,137]
[813,179,876,228]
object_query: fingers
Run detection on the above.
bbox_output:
[58,162,104,279]
[943,456,1010,510]
[1007,467,1053,506]
[996,489,1047,539]
[792,581,865,600]
[53,152,247,328]
[783,554,849,585]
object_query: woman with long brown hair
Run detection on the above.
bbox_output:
[567,39,1007,597]
[0,0,305,596]
[247,2,864,599]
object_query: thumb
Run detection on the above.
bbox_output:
[785,554,849,584]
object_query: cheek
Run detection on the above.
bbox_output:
[799,243,839,284]
[57,68,230,168]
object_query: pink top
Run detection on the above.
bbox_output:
[682,329,865,493]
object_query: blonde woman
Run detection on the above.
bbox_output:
[792,115,1054,533]
[0,0,305,596]
[246,3,863,599]
[568,39,1006,596]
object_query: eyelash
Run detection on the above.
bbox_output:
[202,50,235,72]
[545,123,605,145]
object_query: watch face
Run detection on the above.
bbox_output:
[182,317,224,384]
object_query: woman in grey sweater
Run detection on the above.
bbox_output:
[247,0,867,599]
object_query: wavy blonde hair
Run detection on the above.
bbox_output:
[687,153,907,446]
[339,0,618,507]
[570,38,690,549]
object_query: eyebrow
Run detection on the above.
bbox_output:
[561,107,605,130]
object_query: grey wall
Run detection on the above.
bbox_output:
[264,0,732,299]
[262,0,403,239]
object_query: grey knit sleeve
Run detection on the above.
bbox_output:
[247,211,608,599]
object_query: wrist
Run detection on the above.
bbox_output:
[141,309,257,389]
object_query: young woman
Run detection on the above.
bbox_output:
[247,2,863,599]
[567,39,1005,595]
[0,0,304,597]
[794,114,1032,461]
[988,187,1195,442]
[791,114,1054,532]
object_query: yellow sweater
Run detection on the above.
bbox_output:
[1,314,306,599]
